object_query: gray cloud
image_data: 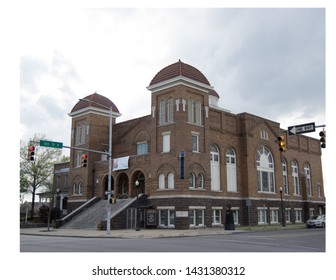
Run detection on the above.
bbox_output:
[20,8,325,147]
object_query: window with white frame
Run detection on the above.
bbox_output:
[75,124,87,145]
[210,145,220,191]
[270,208,279,224]
[226,147,237,192]
[167,97,174,123]
[285,208,291,223]
[282,159,289,194]
[292,160,300,195]
[158,173,174,190]
[294,208,303,223]
[72,182,77,195]
[304,162,312,196]
[189,208,205,227]
[75,152,83,167]
[197,173,204,189]
[158,208,175,228]
[189,173,196,188]
[260,129,269,140]
[162,132,170,153]
[167,173,174,189]
[192,133,199,152]
[188,98,202,125]
[73,182,83,195]
[258,208,268,225]
[158,174,165,189]
[256,146,275,193]
[159,97,174,125]
[137,142,148,155]
[159,99,166,124]
[212,208,222,225]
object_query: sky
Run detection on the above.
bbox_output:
[19,7,326,157]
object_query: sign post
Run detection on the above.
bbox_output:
[288,122,315,135]
[40,140,63,148]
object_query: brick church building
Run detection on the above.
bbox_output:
[57,60,325,229]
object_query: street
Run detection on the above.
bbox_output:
[20,228,325,252]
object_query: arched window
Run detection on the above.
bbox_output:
[304,162,312,196]
[78,182,83,195]
[168,173,174,189]
[158,174,165,189]
[189,173,196,188]
[282,159,289,194]
[188,98,202,125]
[292,160,300,195]
[72,182,77,195]
[159,99,166,124]
[167,97,174,123]
[159,97,174,125]
[256,146,275,193]
[210,145,220,191]
[197,173,204,189]
[226,148,237,192]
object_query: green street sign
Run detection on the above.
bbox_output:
[40,140,63,149]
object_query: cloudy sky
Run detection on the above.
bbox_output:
[8,2,333,278]
[20,7,326,156]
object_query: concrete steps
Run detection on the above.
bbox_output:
[62,198,135,229]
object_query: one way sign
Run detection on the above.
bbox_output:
[288,122,316,135]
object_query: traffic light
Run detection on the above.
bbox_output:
[81,154,88,167]
[28,145,35,161]
[319,130,326,148]
[277,135,286,152]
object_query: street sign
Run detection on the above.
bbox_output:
[40,140,63,148]
[288,122,315,135]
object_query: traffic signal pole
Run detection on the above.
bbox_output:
[62,145,109,155]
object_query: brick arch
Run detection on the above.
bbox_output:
[134,130,150,143]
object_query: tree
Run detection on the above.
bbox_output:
[20,134,63,217]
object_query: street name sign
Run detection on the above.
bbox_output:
[40,140,63,148]
[288,122,315,135]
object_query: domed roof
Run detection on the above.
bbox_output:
[149,59,211,86]
[70,92,119,114]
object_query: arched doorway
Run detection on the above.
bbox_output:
[117,173,129,198]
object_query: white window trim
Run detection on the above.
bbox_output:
[162,131,171,153]
[191,131,200,153]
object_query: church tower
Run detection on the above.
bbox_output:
[67,92,120,209]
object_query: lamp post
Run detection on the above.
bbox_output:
[279,187,286,227]
[79,98,113,235]
[135,180,140,231]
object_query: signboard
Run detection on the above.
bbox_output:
[40,140,63,148]
[112,156,129,171]
[146,210,157,226]
[176,211,189,218]
[288,122,315,135]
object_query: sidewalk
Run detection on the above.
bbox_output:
[20,227,245,239]
[20,224,306,239]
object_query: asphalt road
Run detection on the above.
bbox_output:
[20,228,325,252]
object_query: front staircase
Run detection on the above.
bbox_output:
[61,197,138,230]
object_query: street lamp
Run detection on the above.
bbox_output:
[135,180,140,231]
[79,98,113,235]
[279,187,286,227]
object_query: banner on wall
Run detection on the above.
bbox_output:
[112,156,129,171]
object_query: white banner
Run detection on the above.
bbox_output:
[112,156,129,171]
